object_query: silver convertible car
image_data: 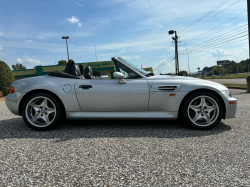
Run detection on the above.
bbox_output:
[5,57,237,130]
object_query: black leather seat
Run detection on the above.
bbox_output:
[65,59,74,74]
[79,64,83,75]
[85,66,94,79]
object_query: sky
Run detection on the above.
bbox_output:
[0,0,248,74]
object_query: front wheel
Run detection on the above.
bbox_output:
[22,93,62,131]
[182,91,224,130]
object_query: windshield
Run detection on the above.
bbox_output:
[118,57,149,76]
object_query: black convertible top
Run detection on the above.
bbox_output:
[47,70,79,79]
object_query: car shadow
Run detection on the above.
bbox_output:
[0,117,231,142]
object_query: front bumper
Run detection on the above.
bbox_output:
[5,92,25,116]
[219,91,237,119]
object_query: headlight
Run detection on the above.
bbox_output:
[224,90,232,97]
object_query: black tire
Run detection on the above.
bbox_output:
[182,91,224,130]
[22,92,63,131]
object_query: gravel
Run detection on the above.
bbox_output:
[0,89,250,186]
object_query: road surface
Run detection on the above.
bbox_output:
[205,78,247,84]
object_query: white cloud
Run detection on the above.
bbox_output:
[0,45,2,50]
[17,58,22,63]
[159,59,168,63]
[0,32,3,36]
[16,58,42,65]
[78,23,82,27]
[74,2,82,6]
[67,16,79,23]
[121,56,141,59]
[211,48,230,57]
[121,56,132,59]
[26,40,34,43]
[242,46,249,51]
[25,59,42,64]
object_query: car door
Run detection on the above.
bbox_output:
[75,78,149,112]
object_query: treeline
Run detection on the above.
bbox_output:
[202,59,250,75]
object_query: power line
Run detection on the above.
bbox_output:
[184,10,247,45]
[182,33,248,54]
[179,36,248,56]
[179,0,230,34]
[180,0,242,37]
[144,39,172,65]
[182,27,248,53]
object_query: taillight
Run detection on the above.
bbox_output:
[10,86,15,93]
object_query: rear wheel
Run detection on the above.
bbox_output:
[182,91,224,130]
[22,93,62,131]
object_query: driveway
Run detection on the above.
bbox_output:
[0,89,249,186]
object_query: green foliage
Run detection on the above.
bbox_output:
[178,70,188,76]
[212,66,223,75]
[58,60,67,65]
[0,60,15,96]
[12,63,26,70]
[203,59,250,75]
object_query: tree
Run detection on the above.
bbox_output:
[178,70,188,76]
[58,60,67,65]
[0,60,15,96]
[12,63,26,70]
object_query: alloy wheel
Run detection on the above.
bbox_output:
[25,96,56,128]
[187,95,219,127]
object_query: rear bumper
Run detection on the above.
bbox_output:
[5,92,25,116]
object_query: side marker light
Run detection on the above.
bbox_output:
[229,102,236,104]
[169,94,176,96]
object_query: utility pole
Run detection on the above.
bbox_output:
[173,31,180,75]
[184,43,190,75]
[62,36,70,62]
[169,30,180,75]
[247,0,250,59]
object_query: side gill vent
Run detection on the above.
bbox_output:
[158,86,177,91]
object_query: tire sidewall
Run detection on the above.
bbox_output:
[22,92,62,131]
[183,91,224,130]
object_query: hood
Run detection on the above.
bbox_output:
[146,75,228,91]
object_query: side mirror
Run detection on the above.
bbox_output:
[113,72,126,84]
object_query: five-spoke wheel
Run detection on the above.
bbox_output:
[22,93,62,130]
[183,91,223,130]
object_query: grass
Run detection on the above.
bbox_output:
[200,73,250,79]
[222,84,247,88]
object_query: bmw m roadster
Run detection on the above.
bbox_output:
[5,57,237,130]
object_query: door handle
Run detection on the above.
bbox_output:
[79,85,92,89]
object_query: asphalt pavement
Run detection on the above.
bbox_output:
[205,78,247,84]
[0,89,250,186]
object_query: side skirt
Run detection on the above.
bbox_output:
[66,111,178,120]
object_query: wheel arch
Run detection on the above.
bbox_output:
[178,88,226,119]
[18,89,66,116]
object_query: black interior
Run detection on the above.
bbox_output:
[48,59,84,79]
[79,64,83,75]
[47,70,79,79]
[84,66,95,79]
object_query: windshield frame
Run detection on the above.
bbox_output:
[117,57,149,76]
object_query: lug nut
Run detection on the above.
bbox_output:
[205,111,208,113]
[41,114,43,116]
[201,114,204,116]
[45,112,47,115]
